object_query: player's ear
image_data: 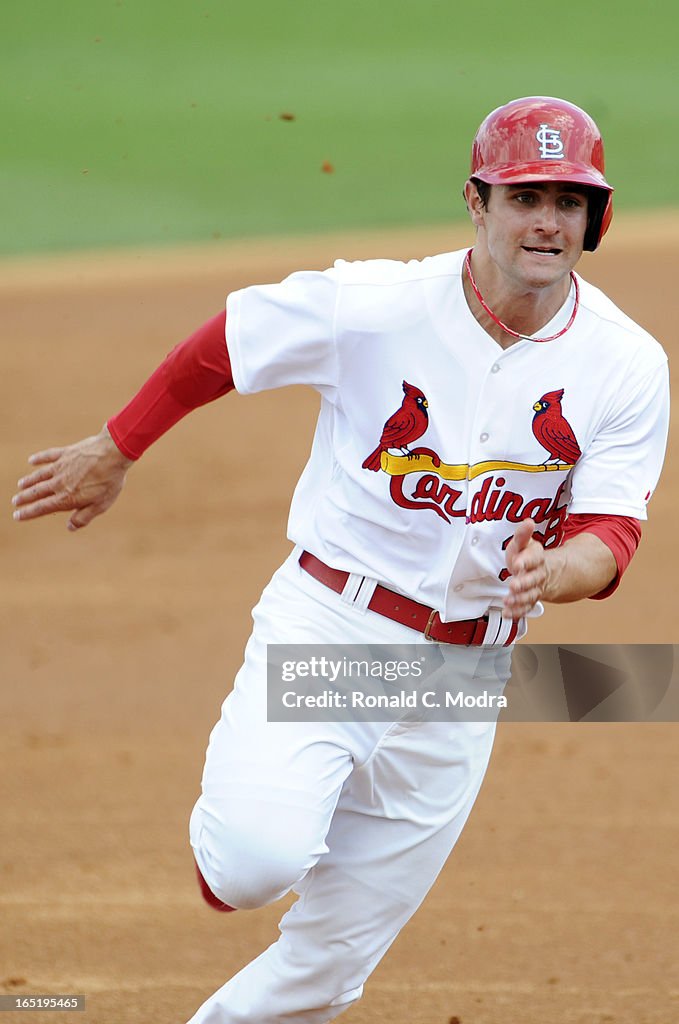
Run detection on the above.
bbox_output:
[464,179,485,227]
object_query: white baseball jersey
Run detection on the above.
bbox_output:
[226,248,669,622]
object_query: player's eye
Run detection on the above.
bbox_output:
[560,196,584,209]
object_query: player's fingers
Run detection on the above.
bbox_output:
[504,520,535,568]
[16,464,56,491]
[509,553,545,581]
[67,504,102,531]
[507,583,540,610]
[12,492,75,522]
[27,447,65,466]
[509,563,547,592]
[12,481,58,509]
[513,518,536,549]
[504,564,547,617]
[503,585,541,616]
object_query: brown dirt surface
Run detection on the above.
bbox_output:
[2,214,678,1024]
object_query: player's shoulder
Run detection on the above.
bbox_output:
[577,274,668,368]
[332,248,466,287]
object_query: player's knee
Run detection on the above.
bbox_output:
[205,848,302,910]
[190,800,316,910]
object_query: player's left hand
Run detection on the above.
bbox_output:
[502,518,550,618]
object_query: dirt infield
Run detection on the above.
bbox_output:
[2,217,678,1024]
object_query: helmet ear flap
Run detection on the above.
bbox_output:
[584,189,613,251]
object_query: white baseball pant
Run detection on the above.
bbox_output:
[187,549,510,1024]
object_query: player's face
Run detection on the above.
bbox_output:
[468,181,589,292]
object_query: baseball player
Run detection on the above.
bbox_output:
[12,97,669,1023]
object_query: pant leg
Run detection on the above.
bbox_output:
[187,718,497,1024]
[190,642,361,911]
[190,549,419,911]
[187,551,508,1023]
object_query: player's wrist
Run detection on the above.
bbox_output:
[101,423,136,466]
[540,549,566,603]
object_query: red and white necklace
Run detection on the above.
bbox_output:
[464,247,579,343]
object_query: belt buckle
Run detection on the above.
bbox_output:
[424,609,440,642]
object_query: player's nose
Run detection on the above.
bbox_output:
[533,200,559,234]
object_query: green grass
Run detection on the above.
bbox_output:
[1,0,676,255]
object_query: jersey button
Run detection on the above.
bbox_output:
[491,363,501,373]
[471,537,479,546]
[453,584,464,592]
[480,432,489,442]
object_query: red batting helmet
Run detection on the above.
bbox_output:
[470,96,613,251]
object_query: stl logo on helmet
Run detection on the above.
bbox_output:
[536,124,564,160]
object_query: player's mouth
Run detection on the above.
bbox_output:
[522,246,563,257]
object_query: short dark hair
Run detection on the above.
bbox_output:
[469,177,491,208]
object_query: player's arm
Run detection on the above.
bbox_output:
[504,353,669,619]
[501,516,637,618]
[12,311,233,531]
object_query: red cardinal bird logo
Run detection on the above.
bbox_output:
[532,388,582,465]
[362,381,429,471]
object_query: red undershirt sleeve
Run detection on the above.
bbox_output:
[562,513,642,600]
[107,310,233,460]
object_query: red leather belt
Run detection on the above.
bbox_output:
[299,551,519,647]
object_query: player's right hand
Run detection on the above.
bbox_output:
[12,426,134,531]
